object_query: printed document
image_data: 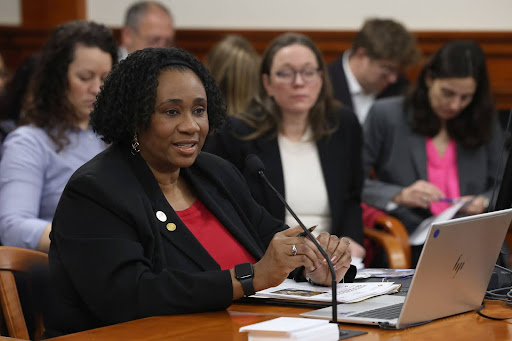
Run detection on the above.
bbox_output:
[409,199,468,245]
[256,279,400,304]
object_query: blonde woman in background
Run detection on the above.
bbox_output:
[206,35,260,116]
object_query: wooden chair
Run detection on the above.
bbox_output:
[362,203,412,269]
[0,247,48,340]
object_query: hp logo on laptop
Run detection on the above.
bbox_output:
[452,254,465,278]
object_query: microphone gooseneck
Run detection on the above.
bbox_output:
[245,153,266,175]
[245,154,341,325]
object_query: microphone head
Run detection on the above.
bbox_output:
[245,154,265,176]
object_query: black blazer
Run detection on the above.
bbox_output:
[204,108,364,244]
[328,52,409,110]
[45,144,287,336]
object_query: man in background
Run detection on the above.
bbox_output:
[118,1,175,61]
[328,18,420,124]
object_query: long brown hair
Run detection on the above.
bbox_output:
[407,40,495,148]
[239,32,340,141]
[22,21,117,152]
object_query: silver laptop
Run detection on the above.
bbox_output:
[301,208,512,329]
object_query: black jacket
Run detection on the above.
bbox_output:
[204,108,364,244]
[46,144,286,335]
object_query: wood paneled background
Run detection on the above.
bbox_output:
[1,27,511,110]
[2,1,512,262]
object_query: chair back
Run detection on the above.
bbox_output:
[0,247,48,340]
[362,203,412,268]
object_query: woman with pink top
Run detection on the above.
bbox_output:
[362,40,503,266]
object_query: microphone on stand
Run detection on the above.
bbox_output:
[245,154,344,326]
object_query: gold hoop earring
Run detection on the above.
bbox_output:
[131,132,140,155]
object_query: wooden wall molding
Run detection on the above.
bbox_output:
[1,27,511,110]
[21,0,86,29]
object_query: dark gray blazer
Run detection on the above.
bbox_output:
[362,96,504,233]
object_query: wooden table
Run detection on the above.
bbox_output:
[47,300,512,340]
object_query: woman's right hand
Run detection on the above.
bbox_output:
[252,226,319,291]
[393,180,445,209]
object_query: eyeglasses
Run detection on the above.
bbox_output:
[274,67,321,84]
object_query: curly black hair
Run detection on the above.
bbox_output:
[90,47,226,145]
[406,40,495,148]
[23,20,117,151]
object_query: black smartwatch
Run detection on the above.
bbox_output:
[235,262,255,297]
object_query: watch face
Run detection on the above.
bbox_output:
[236,262,253,278]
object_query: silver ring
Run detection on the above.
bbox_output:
[292,244,297,256]
[422,196,428,203]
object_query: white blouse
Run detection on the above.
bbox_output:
[278,128,331,236]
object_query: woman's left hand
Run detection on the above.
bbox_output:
[303,233,351,286]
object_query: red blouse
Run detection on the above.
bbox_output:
[176,199,256,270]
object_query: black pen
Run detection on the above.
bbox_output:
[297,225,318,237]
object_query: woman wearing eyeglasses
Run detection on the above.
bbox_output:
[205,33,366,260]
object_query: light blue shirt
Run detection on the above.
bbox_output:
[0,125,106,249]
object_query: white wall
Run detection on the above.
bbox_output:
[0,0,511,31]
[89,0,512,31]
[0,0,21,26]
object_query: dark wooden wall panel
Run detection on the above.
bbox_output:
[0,26,50,77]
[21,0,86,29]
[1,27,511,110]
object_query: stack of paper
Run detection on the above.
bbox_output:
[409,199,468,245]
[355,268,415,279]
[239,317,339,341]
[256,279,400,304]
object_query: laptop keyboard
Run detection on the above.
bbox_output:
[350,303,404,320]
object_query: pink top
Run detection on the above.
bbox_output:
[426,138,460,215]
[176,199,256,270]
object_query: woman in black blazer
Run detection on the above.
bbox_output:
[45,47,353,336]
[205,33,366,260]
